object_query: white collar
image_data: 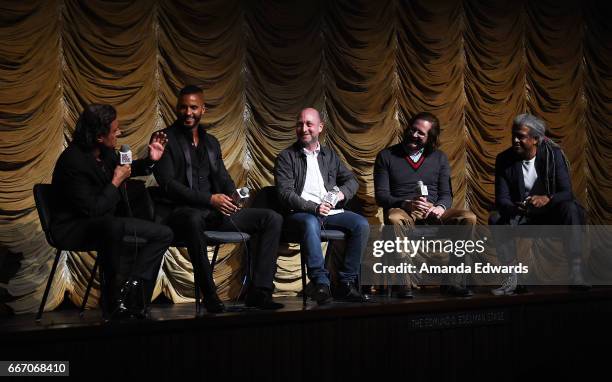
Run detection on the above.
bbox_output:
[522,155,536,164]
[302,142,321,155]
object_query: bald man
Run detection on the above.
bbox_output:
[274,108,369,304]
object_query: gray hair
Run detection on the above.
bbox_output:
[512,113,571,196]
[513,113,546,138]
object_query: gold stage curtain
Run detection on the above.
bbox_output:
[0,0,610,314]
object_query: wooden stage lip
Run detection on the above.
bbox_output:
[2,286,611,338]
[1,288,611,380]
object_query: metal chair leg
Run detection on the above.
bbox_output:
[194,281,201,315]
[211,244,220,272]
[193,259,202,316]
[300,252,307,306]
[197,244,222,314]
[80,254,100,317]
[36,248,62,322]
[235,244,251,302]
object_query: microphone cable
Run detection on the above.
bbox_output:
[115,180,146,318]
[225,201,251,311]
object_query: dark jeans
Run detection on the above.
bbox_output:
[163,207,283,295]
[284,211,369,286]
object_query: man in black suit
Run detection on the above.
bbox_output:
[153,85,283,312]
[491,113,586,295]
[52,104,173,319]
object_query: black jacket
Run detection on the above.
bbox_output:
[495,145,574,219]
[51,143,152,228]
[274,142,359,214]
[152,123,235,214]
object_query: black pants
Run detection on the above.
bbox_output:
[163,207,283,295]
[52,216,173,302]
[491,199,584,263]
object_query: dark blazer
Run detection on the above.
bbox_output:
[274,142,358,214]
[495,145,574,219]
[152,123,235,216]
[51,143,152,237]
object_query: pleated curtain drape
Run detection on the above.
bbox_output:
[0,0,610,314]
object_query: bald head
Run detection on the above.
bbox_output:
[296,108,323,150]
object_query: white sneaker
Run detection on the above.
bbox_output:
[569,259,591,290]
[491,272,518,296]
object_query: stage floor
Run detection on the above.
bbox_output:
[1,286,609,333]
[1,286,611,380]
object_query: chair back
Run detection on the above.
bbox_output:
[33,183,57,247]
[250,186,282,213]
[119,179,155,221]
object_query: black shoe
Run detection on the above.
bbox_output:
[569,284,591,292]
[111,279,148,320]
[440,285,473,297]
[311,283,332,305]
[363,285,388,296]
[334,282,366,302]
[394,285,414,299]
[202,293,226,314]
[245,287,284,310]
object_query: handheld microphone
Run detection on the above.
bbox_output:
[322,186,340,208]
[119,144,132,165]
[416,181,428,197]
[117,145,133,216]
[232,187,250,208]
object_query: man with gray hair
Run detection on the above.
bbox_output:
[491,113,587,295]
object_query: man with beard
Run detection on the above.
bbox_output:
[491,113,587,295]
[374,112,476,297]
[153,85,284,312]
[275,107,369,305]
[52,104,172,319]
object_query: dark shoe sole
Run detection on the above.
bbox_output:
[313,293,332,305]
[569,284,591,292]
[441,286,473,297]
[334,292,367,303]
[246,301,285,310]
[202,301,226,314]
[312,285,332,305]
[396,291,414,299]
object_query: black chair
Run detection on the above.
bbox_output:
[251,186,346,306]
[68,183,252,317]
[33,183,148,321]
[147,188,251,314]
[185,229,250,315]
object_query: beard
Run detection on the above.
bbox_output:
[180,115,200,129]
[405,137,425,152]
[299,135,318,148]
